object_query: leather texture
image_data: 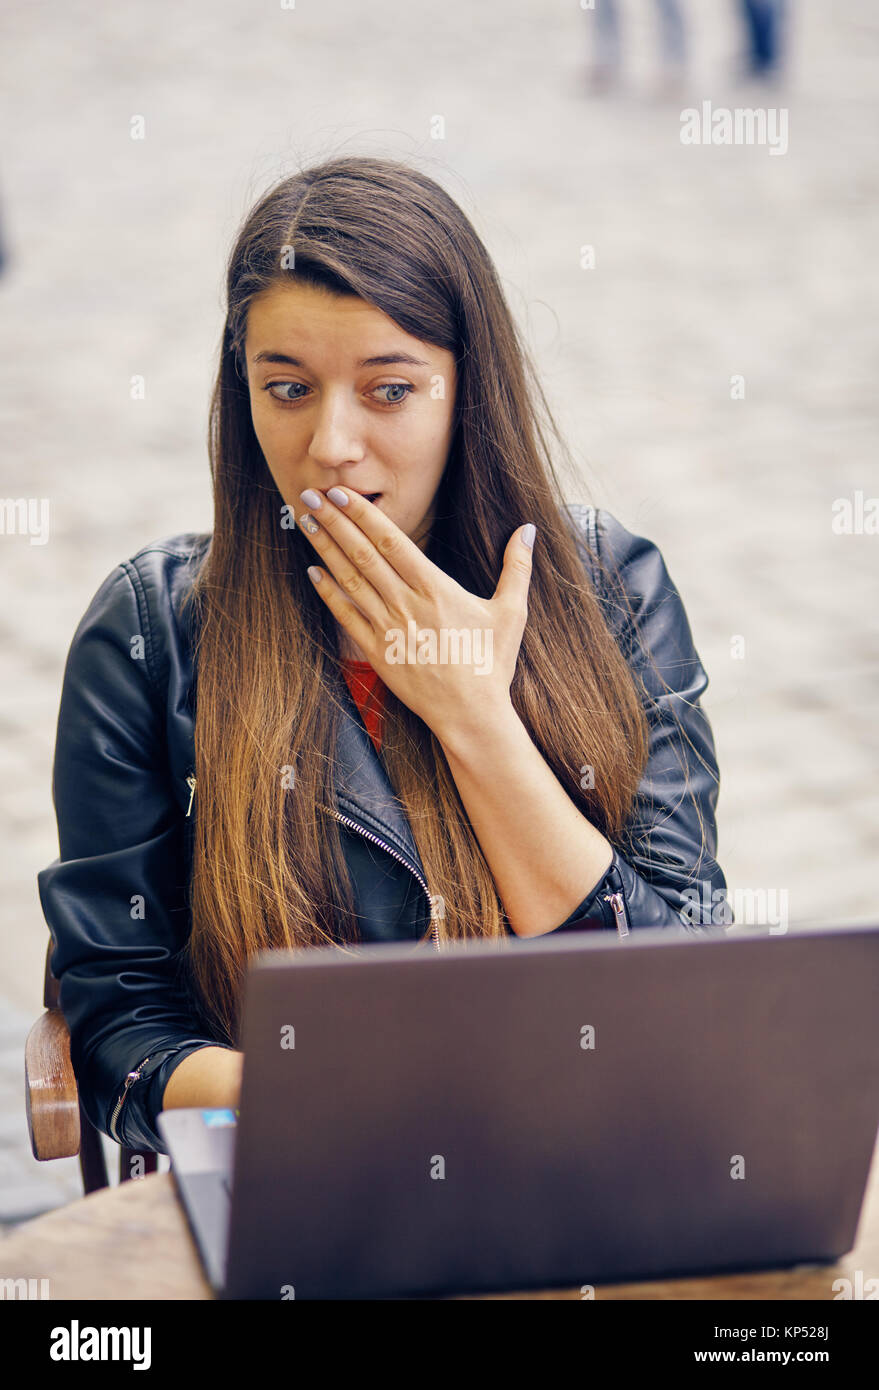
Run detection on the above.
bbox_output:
[37,504,728,1152]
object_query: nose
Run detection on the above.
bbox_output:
[306,390,366,471]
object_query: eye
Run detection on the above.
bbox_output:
[372,383,414,406]
[262,381,415,408]
[264,381,309,403]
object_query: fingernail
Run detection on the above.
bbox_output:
[521,523,536,550]
[307,566,323,583]
[298,514,320,535]
[326,487,350,506]
[300,488,323,509]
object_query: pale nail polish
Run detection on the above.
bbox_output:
[300,488,323,509]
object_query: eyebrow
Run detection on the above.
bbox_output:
[252,350,431,369]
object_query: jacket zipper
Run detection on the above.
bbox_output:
[603,890,629,937]
[602,859,630,937]
[185,778,440,948]
[320,804,442,952]
[109,1053,155,1142]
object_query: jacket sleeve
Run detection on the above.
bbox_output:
[551,508,730,935]
[36,561,232,1153]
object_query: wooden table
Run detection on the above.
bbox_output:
[2,1148,877,1300]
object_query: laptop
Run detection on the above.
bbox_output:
[158,920,879,1300]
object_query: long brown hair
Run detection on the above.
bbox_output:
[182,155,650,1046]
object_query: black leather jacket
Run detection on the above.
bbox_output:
[38,504,728,1153]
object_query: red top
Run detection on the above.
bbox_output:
[341,659,387,753]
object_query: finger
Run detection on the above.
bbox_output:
[297,508,388,629]
[306,565,377,654]
[492,524,536,610]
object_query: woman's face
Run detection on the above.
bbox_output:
[245,279,457,552]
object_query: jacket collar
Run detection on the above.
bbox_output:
[331,678,428,884]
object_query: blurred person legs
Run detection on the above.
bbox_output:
[585,0,688,95]
[653,0,688,97]
[589,0,622,90]
[739,0,787,79]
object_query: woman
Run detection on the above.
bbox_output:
[38,156,728,1154]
